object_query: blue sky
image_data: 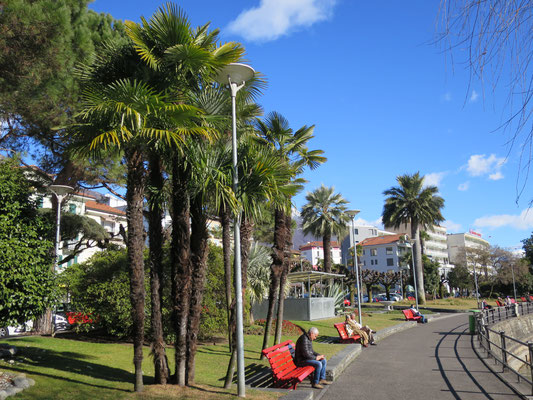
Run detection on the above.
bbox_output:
[89,0,533,251]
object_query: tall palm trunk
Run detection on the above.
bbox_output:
[185,194,210,385]
[261,209,285,357]
[170,160,191,386]
[240,214,254,323]
[274,212,292,344]
[220,206,233,351]
[147,153,169,384]
[411,224,426,304]
[125,147,147,392]
[323,231,332,273]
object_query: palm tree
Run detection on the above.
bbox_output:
[254,112,326,350]
[125,3,244,386]
[382,172,445,304]
[301,185,350,273]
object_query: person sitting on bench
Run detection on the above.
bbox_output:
[346,314,376,346]
[409,304,427,323]
[295,327,330,389]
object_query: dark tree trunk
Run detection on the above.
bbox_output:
[261,209,286,357]
[147,153,169,384]
[411,224,426,304]
[125,147,147,393]
[323,231,332,273]
[274,212,292,344]
[240,214,254,323]
[170,160,191,387]
[185,194,210,385]
[220,206,233,351]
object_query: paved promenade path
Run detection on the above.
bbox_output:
[321,313,520,400]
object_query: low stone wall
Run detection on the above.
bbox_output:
[489,313,533,373]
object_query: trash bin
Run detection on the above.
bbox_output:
[469,310,480,334]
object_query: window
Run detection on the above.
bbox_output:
[362,249,366,255]
[370,248,377,256]
[387,258,394,266]
[374,260,378,265]
[69,203,76,214]
[386,247,393,255]
[354,228,359,235]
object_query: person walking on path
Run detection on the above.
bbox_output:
[295,327,330,389]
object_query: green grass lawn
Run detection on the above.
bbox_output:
[394,297,481,310]
[0,313,407,399]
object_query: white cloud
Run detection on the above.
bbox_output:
[473,208,533,230]
[424,172,447,188]
[227,0,337,42]
[469,89,479,103]
[354,216,384,229]
[442,220,462,233]
[466,154,506,179]
[458,181,470,191]
[489,171,504,181]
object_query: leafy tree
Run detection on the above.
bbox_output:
[422,256,441,298]
[301,185,349,273]
[378,271,401,300]
[361,269,380,303]
[448,264,472,295]
[382,172,445,304]
[0,0,127,185]
[523,233,533,269]
[58,248,143,337]
[254,111,326,352]
[0,159,56,326]
[247,243,272,324]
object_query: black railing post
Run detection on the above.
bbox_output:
[528,342,533,396]
[500,331,507,372]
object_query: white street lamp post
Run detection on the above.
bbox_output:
[49,185,74,272]
[215,63,255,398]
[346,210,362,325]
[511,262,517,300]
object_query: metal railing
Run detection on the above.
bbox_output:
[475,302,533,395]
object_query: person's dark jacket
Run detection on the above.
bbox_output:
[295,332,318,366]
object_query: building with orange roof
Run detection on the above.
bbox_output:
[359,234,410,273]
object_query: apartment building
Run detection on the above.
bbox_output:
[340,224,396,265]
[447,231,490,267]
[385,223,455,276]
[299,241,341,269]
[359,234,410,273]
[41,191,127,269]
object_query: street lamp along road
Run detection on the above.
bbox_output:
[215,63,255,399]
[49,184,74,272]
[346,209,363,325]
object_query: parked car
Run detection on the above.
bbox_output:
[0,321,33,338]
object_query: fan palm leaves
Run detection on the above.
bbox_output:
[301,185,350,273]
[382,172,445,305]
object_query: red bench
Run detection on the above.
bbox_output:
[261,340,314,390]
[334,323,361,344]
[496,300,504,307]
[402,309,422,322]
[407,296,416,301]
[521,297,527,302]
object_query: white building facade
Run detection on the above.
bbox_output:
[340,225,396,265]
[359,234,410,273]
[447,231,490,267]
[299,241,342,269]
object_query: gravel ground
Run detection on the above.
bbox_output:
[0,370,15,391]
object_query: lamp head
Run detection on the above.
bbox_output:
[49,184,74,197]
[215,63,255,85]
[346,209,360,218]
